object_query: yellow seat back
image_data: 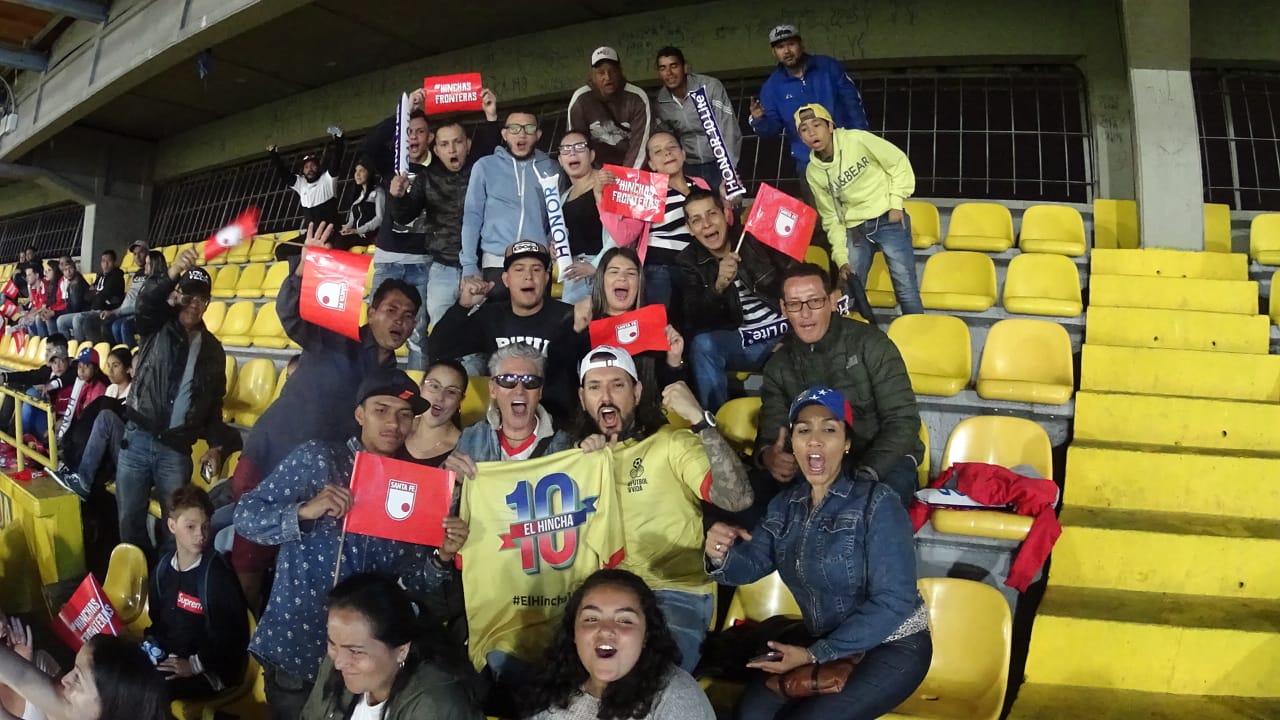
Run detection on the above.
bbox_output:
[904,199,941,248]
[919,251,997,312]
[102,543,149,627]
[460,375,491,427]
[1271,270,1280,326]
[93,342,111,373]
[230,359,278,424]
[865,253,897,308]
[1092,198,1139,249]
[941,415,1052,478]
[918,423,930,488]
[1203,202,1233,253]
[161,245,179,263]
[224,238,253,265]
[203,301,227,336]
[248,236,278,263]
[976,319,1074,405]
[887,315,971,396]
[721,571,802,629]
[715,397,762,455]
[217,301,257,343]
[260,261,291,298]
[943,202,1014,252]
[210,265,238,298]
[1002,253,1082,317]
[249,302,289,348]
[803,244,829,270]
[1018,204,1087,256]
[235,263,267,299]
[1249,214,1280,265]
[120,251,139,272]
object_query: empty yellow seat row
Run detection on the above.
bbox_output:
[943,202,1087,256]
[208,301,298,350]
[209,261,292,300]
[869,251,1082,317]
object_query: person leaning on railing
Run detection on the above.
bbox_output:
[0,335,74,450]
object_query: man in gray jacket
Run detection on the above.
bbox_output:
[655,46,742,192]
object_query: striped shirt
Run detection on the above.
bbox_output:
[644,186,697,266]
[735,278,782,329]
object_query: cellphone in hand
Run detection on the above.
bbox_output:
[750,650,784,664]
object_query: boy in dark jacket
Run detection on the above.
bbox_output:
[146,485,249,699]
[0,335,75,444]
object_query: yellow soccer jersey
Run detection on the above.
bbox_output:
[612,426,715,596]
[458,448,624,669]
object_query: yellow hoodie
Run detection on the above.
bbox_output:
[805,128,915,268]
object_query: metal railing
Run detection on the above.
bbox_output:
[1195,69,1280,211]
[0,202,84,263]
[0,385,59,472]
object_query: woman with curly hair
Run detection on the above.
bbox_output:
[525,569,713,720]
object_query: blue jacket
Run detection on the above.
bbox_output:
[240,256,396,474]
[454,404,571,464]
[460,146,561,278]
[712,474,920,662]
[749,54,869,171]
[235,438,453,681]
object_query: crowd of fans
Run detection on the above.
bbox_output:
[0,23,939,720]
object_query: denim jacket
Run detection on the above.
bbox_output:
[711,474,921,662]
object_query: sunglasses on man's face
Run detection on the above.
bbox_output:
[505,123,539,136]
[492,373,544,390]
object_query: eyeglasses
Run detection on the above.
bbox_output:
[558,142,589,154]
[782,297,830,313]
[422,379,464,401]
[505,123,539,136]
[492,373,544,390]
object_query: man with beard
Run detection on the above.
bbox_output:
[267,126,345,229]
[568,46,652,168]
[575,347,752,672]
[430,240,585,426]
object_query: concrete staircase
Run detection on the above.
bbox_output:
[1007,249,1280,719]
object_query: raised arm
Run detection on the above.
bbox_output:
[0,646,66,720]
[662,381,753,512]
[267,146,294,186]
[324,133,345,177]
[280,222,338,348]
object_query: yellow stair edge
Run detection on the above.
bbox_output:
[1089,274,1261,315]
[1090,248,1249,281]
[1084,306,1271,354]
[1033,585,1280,633]
[1074,391,1280,453]
[1080,345,1280,402]
[1009,683,1280,719]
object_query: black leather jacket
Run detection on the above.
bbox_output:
[676,231,799,335]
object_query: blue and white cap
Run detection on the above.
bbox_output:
[787,386,854,426]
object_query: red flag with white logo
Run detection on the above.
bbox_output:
[743,183,816,260]
[300,247,372,341]
[423,73,484,114]
[2,278,19,301]
[202,207,260,262]
[588,304,669,355]
[344,452,456,547]
[53,574,124,651]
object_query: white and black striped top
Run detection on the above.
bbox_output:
[644,186,698,266]
[734,278,782,329]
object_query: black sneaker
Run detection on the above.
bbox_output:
[50,468,91,500]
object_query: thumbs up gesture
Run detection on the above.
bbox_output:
[762,426,799,482]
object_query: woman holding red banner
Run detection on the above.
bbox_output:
[0,632,169,720]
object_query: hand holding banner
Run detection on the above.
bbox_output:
[539,174,573,276]
[344,452,456,548]
[599,165,669,222]
[53,574,124,651]
[203,207,260,262]
[689,86,746,199]
[589,304,669,354]
[300,247,373,341]
[395,92,410,176]
[743,183,817,261]
[423,73,484,114]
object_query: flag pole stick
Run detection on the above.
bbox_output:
[332,529,347,588]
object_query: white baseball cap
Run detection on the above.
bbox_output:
[578,346,639,382]
[591,46,620,67]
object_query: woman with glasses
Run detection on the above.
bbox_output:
[406,359,468,465]
[555,131,614,304]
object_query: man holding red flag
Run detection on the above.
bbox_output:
[677,189,798,412]
[234,367,468,720]
[229,222,422,610]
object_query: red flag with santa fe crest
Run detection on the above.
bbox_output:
[300,247,372,341]
[588,304,669,355]
[743,183,817,260]
[202,207,260,262]
[344,452,456,547]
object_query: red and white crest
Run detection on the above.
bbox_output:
[315,280,348,311]
[615,319,640,345]
[386,480,416,521]
[774,208,799,238]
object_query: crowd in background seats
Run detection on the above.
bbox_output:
[0,22,941,720]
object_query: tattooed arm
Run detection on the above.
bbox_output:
[662,382,754,512]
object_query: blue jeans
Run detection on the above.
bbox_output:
[20,388,48,443]
[30,318,56,337]
[691,330,780,413]
[736,631,933,720]
[847,211,923,315]
[56,311,90,340]
[77,411,125,482]
[684,161,723,194]
[115,423,193,552]
[109,316,136,347]
[370,260,430,369]
[425,262,461,332]
[655,589,715,674]
[73,311,104,343]
[643,263,680,320]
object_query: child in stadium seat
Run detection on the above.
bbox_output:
[0,334,74,448]
[50,347,133,500]
[144,485,249,700]
[525,569,714,720]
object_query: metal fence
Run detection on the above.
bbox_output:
[149,65,1092,247]
[1195,69,1280,211]
[0,202,84,263]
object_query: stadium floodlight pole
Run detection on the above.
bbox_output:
[6,0,109,23]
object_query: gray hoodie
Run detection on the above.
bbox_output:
[460,146,561,277]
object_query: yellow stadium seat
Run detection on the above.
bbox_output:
[223,355,238,399]
[22,336,44,366]
[240,369,288,427]
[93,342,110,373]
[880,578,1011,720]
[942,415,1052,478]
[234,263,267,300]
[210,265,238,299]
[1203,202,1233,253]
[120,251,138,272]
[1249,214,1280,265]
[248,236,278,264]
[66,340,80,359]
[82,272,97,285]
[887,315,971,396]
[460,375,490,427]
[260,261,291,299]
[198,653,266,720]
[919,251,997,311]
[865,253,897,308]
[943,202,1014,252]
[161,245,179,263]
[904,199,941,248]
[1018,204,1087,256]
[203,301,227,336]
[102,543,148,629]
[1271,271,1280,326]
[715,397,762,455]
[1092,198,1139,250]
[349,245,367,255]
[177,614,260,720]
[175,242,196,262]
[223,450,241,479]
[803,244,829,270]
[223,239,253,266]
[976,319,1074,405]
[218,301,257,346]
[918,423,930,488]
[721,571,802,629]
[249,302,290,349]
[224,359,278,427]
[274,230,301,244]
[405,369,425,384]
[1001,253,1083,317]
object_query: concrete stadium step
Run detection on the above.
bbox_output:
[1091,248,1248,280]
[1009,683,1280,719]
[1074,391,1280,452]
[1051,506,1280,599]
[1023,585,1280,696]
[1079,345,1280,401]
[1089,274,1260,314]
[1084,306,1271,354]
[1066,442,1280,521]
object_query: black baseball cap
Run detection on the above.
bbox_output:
[356,368,429,415]
[503,240,552,270]
[178,268,212,298]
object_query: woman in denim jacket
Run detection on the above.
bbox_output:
[705,386,932,720]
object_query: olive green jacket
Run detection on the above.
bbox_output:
[301,656,482,720]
